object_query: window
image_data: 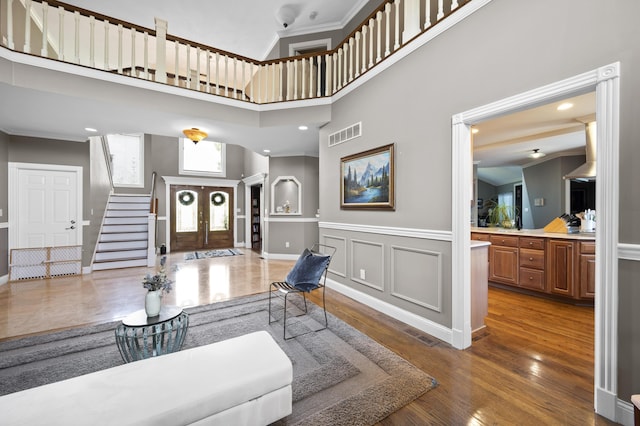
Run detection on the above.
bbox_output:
[179,139,226,177]
[106,134,144,188]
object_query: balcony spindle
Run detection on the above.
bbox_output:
[424,0,432,29]
[144,32,149,79]
[394,0,401,50]
[205,52,211,93]
[301,58,306,99]
[316,56,322,97]
[196,47,202,90]
[185,45,191,88]
[385,3,391,57]
[348,37,354,82]
[58,6,65,60]
[73,11,80,63]
[257,64,263,103]
[215,52,220,94]
[437,0,444,20]
[376,11,382,63]
[452,0,459,10]
[23,0,31,53]
[249,63,255,102]
[104,20,109,70]
[117,24,123,73]
[361,25,368,74]
[326,54,332,96]
[224,55,229,97]
[355,33,361,78]
[174,40,179,86]
[6,0,15,50]
[89,16,95,67]
[337,48,342,90]
[130,28,136,74]
[41,2,48,57]
[241,59,245,99]
[294,59,299,100]
[368,18,375,68]
[233,57,238,99]
[270,63,276,102]
[278,62,284,101]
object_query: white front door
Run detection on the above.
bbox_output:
[9,163,83,249]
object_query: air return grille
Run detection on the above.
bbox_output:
[328,122,361,147]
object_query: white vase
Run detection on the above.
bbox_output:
[145,290,162,317]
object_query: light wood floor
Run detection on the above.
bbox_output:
[0,250,617,425]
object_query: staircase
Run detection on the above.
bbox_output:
[93,194,152,270]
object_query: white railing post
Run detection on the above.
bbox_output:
[403,0,420,43]
[424,0,432,29]
[58,6,64,60]
[355,32,361,78]
[143,31,149,79]
[368,18,375,68]
[73,11,80,63]
[117,23,123,73]
[215,52,220,94]
[278,62,284,101]
[23,0,31,53]
[147,213,156,267]
[224,54,229,97]
[7,0,15,50]
[362,25,368,73]
[385,2,392,56]
[437,0,445,20]
[376,11,382,63]
[206,52,211,93]
[174,40,179,86]
[185,44,191,88]
[41,2,49,57]
[348,37,354,82]
[233,57,238,99]
[89,16,95,67]
[308,58,314,99]
[316,55,322,97]
[103,20,109,70]
[301,58,307,99]
[130,28,136,74]
[337,48,343,90]
[293,59,299,100]
[154,18,167,83]
[452,0,459,11]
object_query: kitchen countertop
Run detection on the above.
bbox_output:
[471,227,596,241]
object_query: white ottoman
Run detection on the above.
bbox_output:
[0,331,292,425]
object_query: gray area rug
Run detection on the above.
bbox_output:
[0,293,437,425]
[184,248,243,260]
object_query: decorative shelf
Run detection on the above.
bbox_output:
[271,176,301,215]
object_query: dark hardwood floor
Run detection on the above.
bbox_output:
[0,250,617,425]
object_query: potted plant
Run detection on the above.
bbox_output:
[486,200,518,228]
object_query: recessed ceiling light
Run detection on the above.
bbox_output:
[85,127,97,132]
[263,149,271,153]
[557,102,573,111]
[298,125,308,131]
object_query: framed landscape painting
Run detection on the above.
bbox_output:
[341,143,395,210]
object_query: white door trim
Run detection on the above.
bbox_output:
[451,62,620,420]
[8,162,84,250]
[242,173,267,255]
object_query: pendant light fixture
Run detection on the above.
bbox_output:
[182,128,207,144]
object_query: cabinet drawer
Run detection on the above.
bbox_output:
[519,248,545,269]
[579,241,595,254]
[489,235,519,248]
[471,233,490,241]
[520,237,545,250]
[519,267,546,290]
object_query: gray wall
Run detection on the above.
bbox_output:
[267,156,319,255]
[86,137,112,266]
[0,131,7,276]
[318,0,640,400]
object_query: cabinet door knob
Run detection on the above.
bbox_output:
[529,257,534,261]
[529,276,533,280]
[529,242,533,245]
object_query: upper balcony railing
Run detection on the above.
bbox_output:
[1,0,471,104]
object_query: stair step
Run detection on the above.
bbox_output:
[107,202,150,211]
[104,216,148,225]
[93,258,148,270]
[97,240,147,251]
[111,195,151,204]
[102,224,148,233]
[99,232,148,243]
[105,210,149,218]
[95,249,148,262]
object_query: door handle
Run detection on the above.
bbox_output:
[204,221,208,245]
[66,225,76,230]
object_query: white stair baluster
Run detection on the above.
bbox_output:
[89,16,95,68]
[41,2,48,57]
[337,48,342,90]
[385,2,391,56]
[368,18,375,67]
[144,32,149,80]
[23,0,31,53]
[117,24,123,73]
[58,6,65,60]
[215,52,220,94]
[424,0,432,29]
[349,37,354,82]
[104,20,109,70]
[185,44,191,88]
[376,11,382,63]
[130,28,135,75]
[355,33,361,78]
[74,11,80,64]
[437,0,444,20]
[7,0,15,50]
[361,25,368,73]
[174,40,179,86]
[301,58,306,99]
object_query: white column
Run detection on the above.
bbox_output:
[154,18,168,83]
[403,0,421,43]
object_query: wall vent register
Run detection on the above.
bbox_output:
[328,122,362,147]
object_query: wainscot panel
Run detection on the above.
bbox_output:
[323,235,347,278]
[351,239,385,291]
[390,245,443,313]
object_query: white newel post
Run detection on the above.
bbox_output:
[147,213,156,267]
[403,0,421,44]
[155,18,167,83]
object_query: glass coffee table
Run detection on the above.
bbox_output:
[115,305,189,363]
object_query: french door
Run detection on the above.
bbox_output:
[170,185,234,251]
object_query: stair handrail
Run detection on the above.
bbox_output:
[101,135,114,191]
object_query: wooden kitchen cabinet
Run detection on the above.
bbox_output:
[578,241,596,299]
[488,235,519,286]
[546,239,576,297]
[519,236,545,291]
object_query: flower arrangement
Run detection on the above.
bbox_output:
[142,256,173,293]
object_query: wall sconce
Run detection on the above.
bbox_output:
[183,128,207,144]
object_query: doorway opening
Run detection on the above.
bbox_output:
[250,185,262,252]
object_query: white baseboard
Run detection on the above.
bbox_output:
[263,252,299,261]
[82,266,93,275]
[616,399,634,426]
[325,277,453,345]
[0,274,7,285]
